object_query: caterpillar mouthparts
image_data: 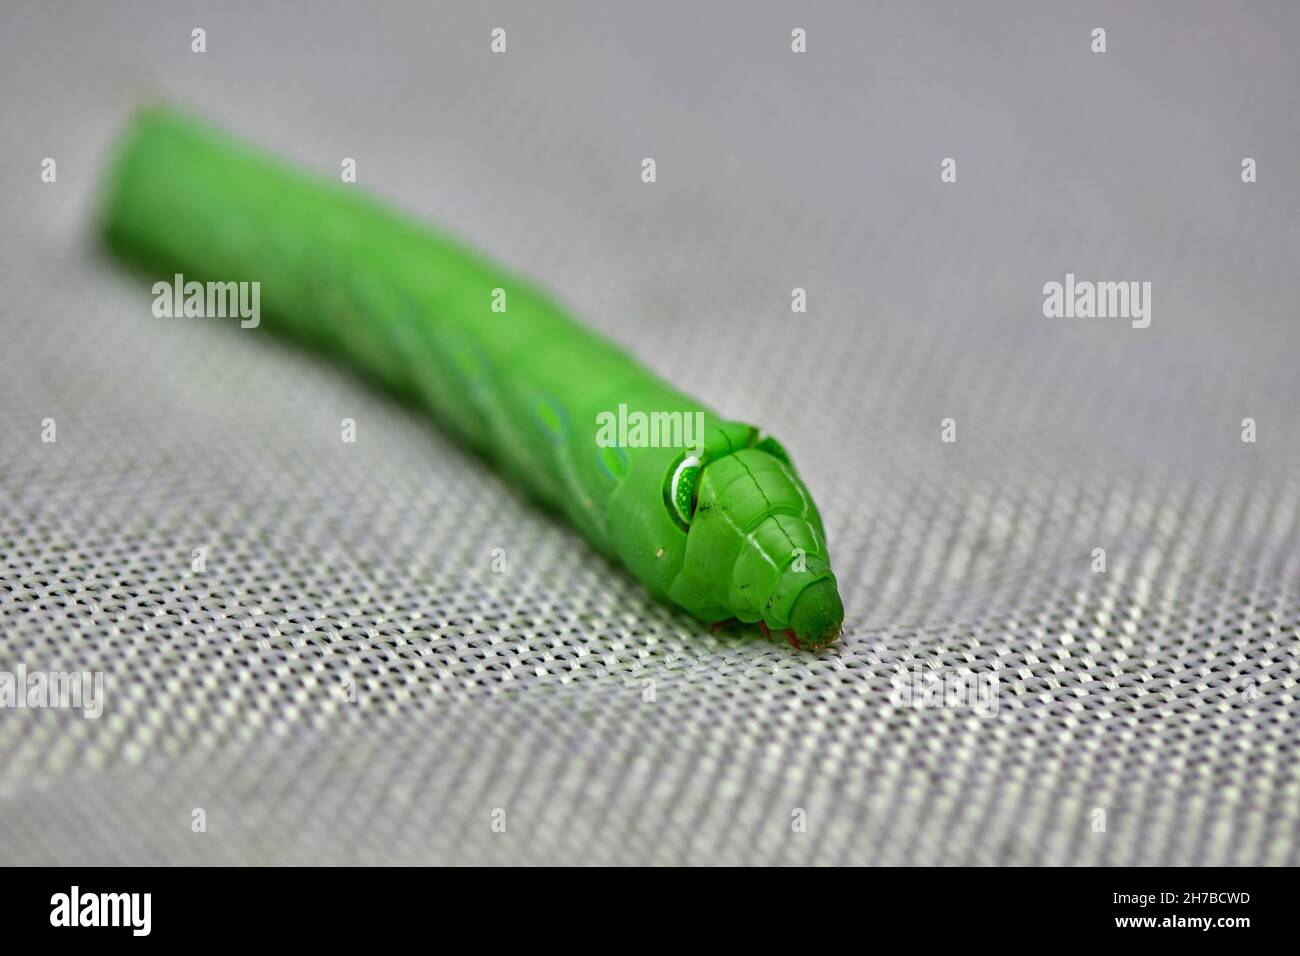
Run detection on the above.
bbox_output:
[787,578,844,648]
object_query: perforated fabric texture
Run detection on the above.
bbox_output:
[1,1,1298,865]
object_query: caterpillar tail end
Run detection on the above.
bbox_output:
[788,578,844,650]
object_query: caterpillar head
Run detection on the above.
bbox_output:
[609,421,843,649]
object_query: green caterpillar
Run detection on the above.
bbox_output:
[98,108,844,649]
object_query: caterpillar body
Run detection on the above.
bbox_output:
[99,109,844,649]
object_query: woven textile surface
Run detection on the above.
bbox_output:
[1,1,1298,865]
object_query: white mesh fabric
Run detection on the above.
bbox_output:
[1,0,1298,865]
